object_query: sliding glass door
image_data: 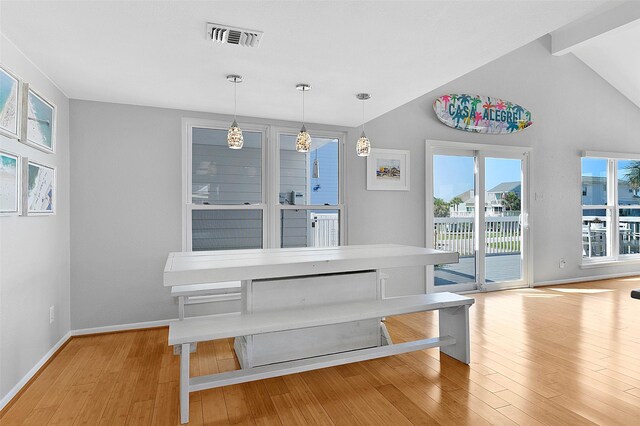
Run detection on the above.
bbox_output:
[432,151,478,292]
[483,154,526,290]
[428,146,529,292]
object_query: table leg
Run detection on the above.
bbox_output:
[178,296,185,320]
[180,343,190,424]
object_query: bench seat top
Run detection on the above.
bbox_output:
[171,281,241,297]
[168,292,474,345]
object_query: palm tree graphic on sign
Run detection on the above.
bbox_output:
[512,105,524,117]
[482,100,495,110]
[507,121,519,132]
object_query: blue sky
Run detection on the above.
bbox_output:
[581,158,607,179]
[581,158,638,180]
[433,155,522,201]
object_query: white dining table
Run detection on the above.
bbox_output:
[164,244,459,368]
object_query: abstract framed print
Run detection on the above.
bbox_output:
[0,150,20,214]
[0,65,22,140]
[25,159,55,215]
[25,88,56,153]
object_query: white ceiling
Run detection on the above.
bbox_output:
[0,1,609,127]
[571,19,640,110]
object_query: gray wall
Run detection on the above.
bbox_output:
[348,36,640,296]
[69,101,347,329]
[0,37,70,402]
[70,35,640,330]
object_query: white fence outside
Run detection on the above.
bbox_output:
[434,216,521,256]
[311,213,339,247]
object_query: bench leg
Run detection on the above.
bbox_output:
[180,343,190,424]
[438,305,470,364]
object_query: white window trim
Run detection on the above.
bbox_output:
[181,118,347,252]
[271,126,347,249]
[581,154,640,266]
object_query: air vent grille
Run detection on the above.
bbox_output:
[207,23,263,48]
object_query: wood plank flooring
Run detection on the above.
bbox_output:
[2,277,640,425]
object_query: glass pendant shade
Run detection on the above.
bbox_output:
[356,131,371,157]
[355,93,372,157]
[227,119,244,149]
[296,125,311,153]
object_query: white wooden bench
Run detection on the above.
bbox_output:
[169,291,474,424]
[171,281,241,320]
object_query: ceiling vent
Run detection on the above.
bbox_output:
[206,23,263,48]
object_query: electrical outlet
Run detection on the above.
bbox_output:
[559,259,566,269]
[49,305,55,324]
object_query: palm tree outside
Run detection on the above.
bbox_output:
[434,197,450,218]
[624,161,640,197]
[502,192,521,211]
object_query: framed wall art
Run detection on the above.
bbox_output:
[25,87,56,153]
[366,148,410,191]
[0,65,22,140]
[0,150,21,215]
[25,159,55,215]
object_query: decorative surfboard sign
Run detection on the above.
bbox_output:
[433,94,533,134]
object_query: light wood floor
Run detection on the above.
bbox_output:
[2,278,640,425]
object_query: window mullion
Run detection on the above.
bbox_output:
[610,159,619,259]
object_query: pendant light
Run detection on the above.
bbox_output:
[227,74,244,149]
[356,93,371,157]
[295,83,311,153]
[312,147,320,178]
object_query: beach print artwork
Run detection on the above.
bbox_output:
[27,89,55,152]
[433,94,533,134]
[0,152,19,213]
[27,161,54,214]
[376,159,401,181]
[0,66,20,139]
[367,148,410,191]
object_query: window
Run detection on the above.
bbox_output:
[278,133,342,248]
[188,125,266,251]
[581,156,640,262]
[183,120,344,251]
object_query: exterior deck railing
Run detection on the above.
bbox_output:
[434,216,521,256]
[582,216,640,257]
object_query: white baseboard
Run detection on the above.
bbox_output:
[0,331,72,412]
[1,318,178,412]
[533,271,640,287]
[71,318,175,336]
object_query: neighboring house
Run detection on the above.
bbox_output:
[449,181,521,216]
[449,189,475,215]
[582,176,640,206]
[487,181,521,215]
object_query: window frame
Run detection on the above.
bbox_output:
[581,152,640,265]
[182,118,269,251]
[182,118,346,251]
[270,126,346,249]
